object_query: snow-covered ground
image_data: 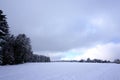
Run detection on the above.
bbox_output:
[0,62,120,80]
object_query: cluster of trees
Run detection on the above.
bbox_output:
[56,58,120,64]
[79,58,120,64]
[0,10,50,65]
[55,58,111,63]
[32,54,50,62]
[79,58,111,63]
[114,59,120,64]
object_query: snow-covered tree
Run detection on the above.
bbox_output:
[14,34,33,64]
[2,35,15,65]
[0,10,9,40]
[0,10,10,65]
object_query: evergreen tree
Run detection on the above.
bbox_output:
[2,35,15,65]
[14,34,32,64]
[23,37,33,62]
[0,10,10,64]
[0,10,9,40]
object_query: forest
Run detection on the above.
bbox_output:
[0,10,50,65]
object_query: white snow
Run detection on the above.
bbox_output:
[0,29,5,35]
[0,62,120,80]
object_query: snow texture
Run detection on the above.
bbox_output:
[0,29,5,34]
[0,63,120,80]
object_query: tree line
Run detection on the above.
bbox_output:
[55,58,120,64]
[79,58,111,63]
[0,10,50,65]
[79,58,120,64]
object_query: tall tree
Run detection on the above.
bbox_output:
[2,35,15,65]
[0,10,9,39]
[14,34,32,64]
[23,37,33,62]
[0,10,10,64]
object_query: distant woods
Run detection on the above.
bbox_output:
[79,58,120,64]
[0,10,50,65]
[56,58,120,64]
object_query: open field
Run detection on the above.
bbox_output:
[0,62,120,80]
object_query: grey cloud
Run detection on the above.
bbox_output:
[1,0,120,53]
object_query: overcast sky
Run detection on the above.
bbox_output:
[1,0,120,61]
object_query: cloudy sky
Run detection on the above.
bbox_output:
[1,0,120,61]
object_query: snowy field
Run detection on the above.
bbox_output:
[0,62,120,80]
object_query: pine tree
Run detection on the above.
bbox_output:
[23,37,33,62]
[0,10,9,39]
[14,34,33,64]
[2,35,15,65]
[0,10,10,64]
